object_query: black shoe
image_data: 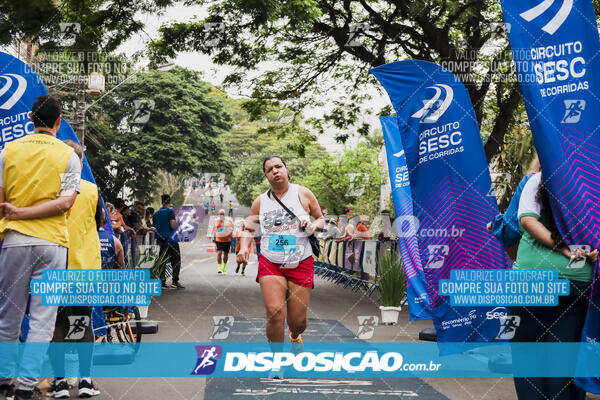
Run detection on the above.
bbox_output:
[171,282,185,289]
[161,282,170,290]
[14,389,33,400]
[235,265,240,273]
[47,379,70,398]
[0,384,13,400]
[78,378,100,398]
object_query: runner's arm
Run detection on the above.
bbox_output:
[299,186,325,233]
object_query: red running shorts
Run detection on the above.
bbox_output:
[256,256,314,288]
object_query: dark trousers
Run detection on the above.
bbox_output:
[158,240,181,283]
[50,306,94,378]
[509,280,590,400]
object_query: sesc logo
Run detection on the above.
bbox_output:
[411,84,453,124]
[486,307,507,320]
[519,0,573,35]
[0,74,27,110]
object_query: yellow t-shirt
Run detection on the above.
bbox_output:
[0,134,74,247]
[67,180,101,269]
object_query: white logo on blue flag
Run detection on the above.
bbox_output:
[0,74,27,110]
[519,0,573,35]
[411,84,454,123]
[425,245,449,269]
[561,99,585,123]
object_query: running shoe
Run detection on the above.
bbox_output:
[289,330,303,343]
[171,282,185,289]
[161,282,170,290]
[77,379,100,398]
[47,379,69,398]
[289,330,304,354]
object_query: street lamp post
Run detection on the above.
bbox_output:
[72,72,105,146]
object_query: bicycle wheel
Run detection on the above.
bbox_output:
[128,306,143,343]
[103,307,142,343]
[102,307,122,343]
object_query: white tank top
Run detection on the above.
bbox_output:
[259,183,312,265]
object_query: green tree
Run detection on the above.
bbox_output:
[231,139,330,207]
[84,67,231,202]
[1,0,172,52]
[299,140,383,216]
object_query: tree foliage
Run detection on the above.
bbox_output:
[230,138,330,207]
[150,0,535,160]
[299,140,383,216]
[1,0,172,53]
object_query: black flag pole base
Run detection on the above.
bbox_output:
[419,328,437,342]
[132,321,159,335]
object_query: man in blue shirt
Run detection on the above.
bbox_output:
[154,194,184,289]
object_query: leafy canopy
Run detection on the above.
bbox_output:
[84,67,231,202]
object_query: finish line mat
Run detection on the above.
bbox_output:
[204,317,450,399]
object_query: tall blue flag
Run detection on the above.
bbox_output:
[500,0,600,392]
[371,60,511,346]
[379,116,431,320]
[0,51,109,229]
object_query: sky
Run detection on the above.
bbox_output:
[116,3,389,155]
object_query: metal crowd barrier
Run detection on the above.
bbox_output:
[314,238,399,297]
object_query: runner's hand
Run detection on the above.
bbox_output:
[300,220,315,235]
[237,249,249,264]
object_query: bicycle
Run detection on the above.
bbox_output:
[101,306,142,343]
